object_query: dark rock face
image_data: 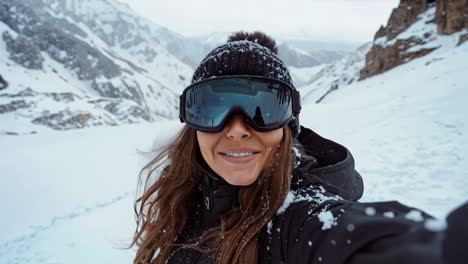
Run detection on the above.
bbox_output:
[374,26,386,40]
[361,0,432,80]
[32,110,96,130]
[0,75,8,90]
[103,101,152,121]
[360,0,467,80]
[458,33,468,45]
[49,92,82,103]
[0,88,37,98]
[360,37,437,79]
[2,31,44,69]
[436,0,467,35]
[0,88,153,130]
[385,0,429,40]
[0,100,30,114]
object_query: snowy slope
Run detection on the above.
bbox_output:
[303,41,468,213]
[1,39,467,263]
[298,42,372,103]
[0,122,177,263]
[288,65,326,87]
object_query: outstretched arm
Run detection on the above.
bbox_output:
[277,188,467,264]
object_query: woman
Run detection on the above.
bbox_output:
[131,31,467,264]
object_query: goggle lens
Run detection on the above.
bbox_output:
[180,77,298,132]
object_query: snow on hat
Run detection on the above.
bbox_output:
[191,31,301,136]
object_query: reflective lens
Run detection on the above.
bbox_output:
[180,77,298,132]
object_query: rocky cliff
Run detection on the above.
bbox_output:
[360,0,467,80]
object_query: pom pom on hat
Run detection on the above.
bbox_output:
[227,31,279,54]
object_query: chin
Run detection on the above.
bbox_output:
[225,173,259,186]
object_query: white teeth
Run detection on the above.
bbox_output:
[224,152,255,157]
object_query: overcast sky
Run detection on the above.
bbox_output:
[120,0,399,42]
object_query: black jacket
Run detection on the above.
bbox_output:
[163,126,467,264]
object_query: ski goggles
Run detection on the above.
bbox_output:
[179,76,301,133]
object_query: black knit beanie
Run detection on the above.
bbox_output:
[191,31,301,137]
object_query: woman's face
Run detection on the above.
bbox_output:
[197,115,284,186]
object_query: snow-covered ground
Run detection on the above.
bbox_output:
[0,122,180,263]
[1,37,468,264]
[303,40,468,216]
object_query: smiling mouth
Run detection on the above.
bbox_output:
[221,151,260,157]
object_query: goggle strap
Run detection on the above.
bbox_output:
[293,90,302,114]
[179,94,185,123]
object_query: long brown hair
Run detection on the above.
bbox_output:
[131,125,294,264]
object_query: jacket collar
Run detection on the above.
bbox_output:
[292,126,363,201]
[196,151,240,229]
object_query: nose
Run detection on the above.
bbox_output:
[225,115,251,141]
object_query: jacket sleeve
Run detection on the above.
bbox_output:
[442,201,468,264]
[282,197,467,264]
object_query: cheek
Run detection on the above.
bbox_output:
[265,128,284,148]
[260,128,284,164]
[196,131,219,162]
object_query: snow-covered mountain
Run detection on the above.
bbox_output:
[188,31,350,69]
[277,42,321,67]
[278,39,350,66]
[299,1,468,104]
[298,42,372,103]
[0,0,195,130]
[288,65,326,88]
[147,27,213,68]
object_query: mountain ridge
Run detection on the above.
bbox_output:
[0,0,194,130]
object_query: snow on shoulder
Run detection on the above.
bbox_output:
[277,185,343,230]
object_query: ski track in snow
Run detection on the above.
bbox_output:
[358,109,467,216]
[304,79,468,217]
[0,192,131,264]
[0,120,180,264]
